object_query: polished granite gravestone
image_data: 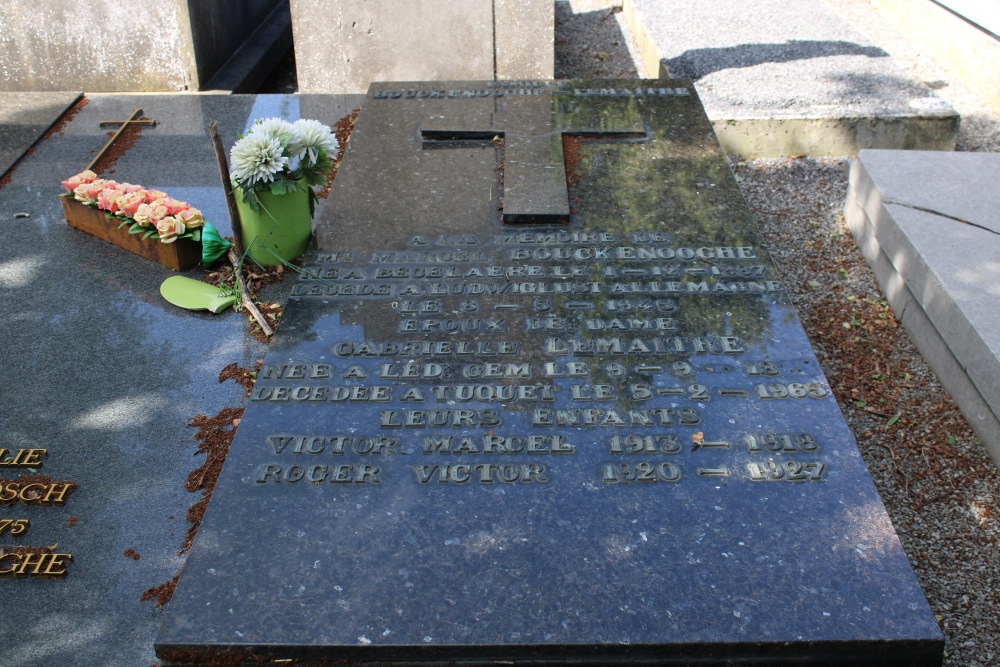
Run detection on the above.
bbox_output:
[157,81,943,665]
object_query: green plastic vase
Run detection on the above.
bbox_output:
[233,180,312,266]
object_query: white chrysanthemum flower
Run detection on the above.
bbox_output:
[230,133,289,186]
[250,117,296,146]
[290,119,339,165]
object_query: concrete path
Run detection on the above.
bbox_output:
[621,0,959,156]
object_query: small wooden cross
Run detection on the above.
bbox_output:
[85,108,157,172]
[422,95,646,224]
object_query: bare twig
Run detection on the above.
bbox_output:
[208,121,245,257]
[208,120,274,337]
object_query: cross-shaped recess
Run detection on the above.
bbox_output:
[421,95,646,224]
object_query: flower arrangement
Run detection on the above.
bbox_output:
[61,170,206,244]
[229,117,339,212]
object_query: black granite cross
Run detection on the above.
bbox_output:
[422,95,646,224]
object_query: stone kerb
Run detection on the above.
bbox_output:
[845,150,1000,468]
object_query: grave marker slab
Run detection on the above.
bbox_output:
[157,81,943,665]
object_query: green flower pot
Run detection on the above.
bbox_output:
[233,180,312,266]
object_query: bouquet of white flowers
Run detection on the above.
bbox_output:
[229,117,339,212]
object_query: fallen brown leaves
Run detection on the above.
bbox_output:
[316,108,360,200]
[204,259,295,342]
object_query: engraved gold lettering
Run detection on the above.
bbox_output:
[570,385,616,400]
[461,363,531,379]
[422,435,573,454]
[255,463,380,484]
[0,519,30,536]
[0,449,47,467]
[543,361,588,377]
[0,553,73,577]
[531,408,700,427]
[411,464,548,484]
[380,410,501,428]
[0,482,76,506]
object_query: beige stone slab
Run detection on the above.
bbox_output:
[495,0,554,79]
[292,0,552,93]
[293,0,494,94]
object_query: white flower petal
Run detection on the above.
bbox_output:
[230,134,289,186]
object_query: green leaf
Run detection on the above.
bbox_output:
[886,413,901,427]
[239,186,262,211]
[947,436,957,445]
[200,223,233,266]
[142,230,156,240]
[855,400,867,408]
[189,229,202,243]
[118,219,132,229]
[807,280,821,288]
[128,223,145,235]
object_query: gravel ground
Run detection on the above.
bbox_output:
[555,1,1000,665]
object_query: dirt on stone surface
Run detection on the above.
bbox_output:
[141,365,256,608]
[90,112,155,177]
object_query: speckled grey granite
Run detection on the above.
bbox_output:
[0,92,81,177]
[845,149,1000,467]
[157,82,942,665]
[0,93,361,667]
[620,0,958,156]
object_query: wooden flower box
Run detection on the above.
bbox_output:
[61,196,200,271]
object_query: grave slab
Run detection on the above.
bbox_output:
[845,149,1000,468]
[0,92,81,178]
[620,0,958,156]
[157,81,942,665]
[0,93,360,666]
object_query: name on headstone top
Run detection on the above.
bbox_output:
[157,81,942,666]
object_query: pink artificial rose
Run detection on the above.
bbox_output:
[159,197,189,216]
[116,191,146,218]
[134,202,168,227]
[118,182,144,194]
[97,188,123,213]
[175,207,205,229]
[155,217,185,243]
[72,184,92,203]
[61,169,98,194]
[74,179,112,203]
[144,189,167,203]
